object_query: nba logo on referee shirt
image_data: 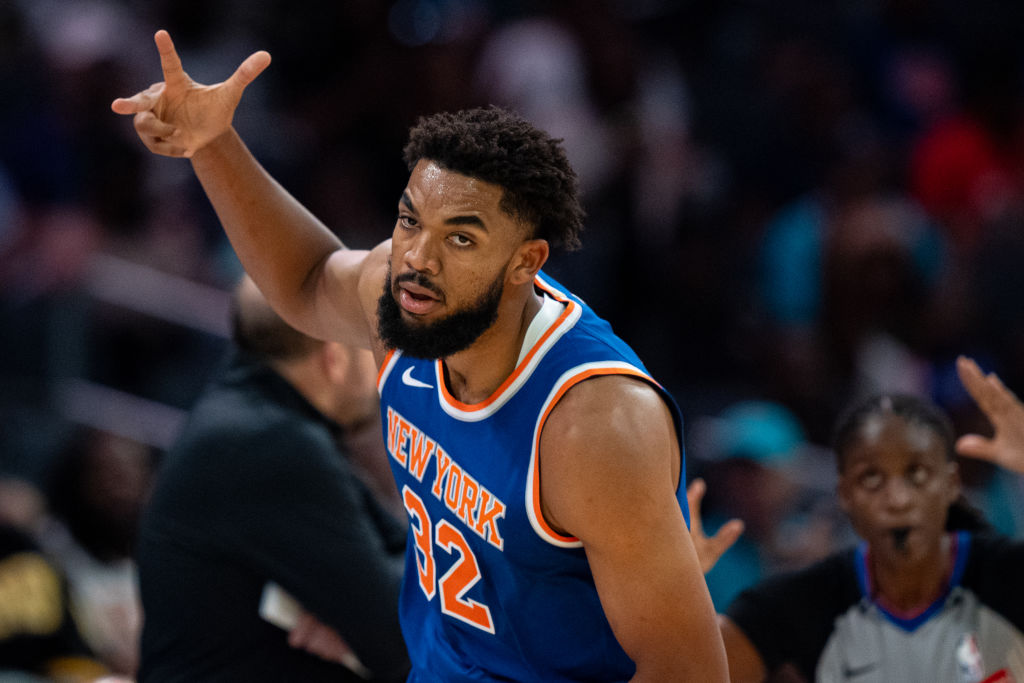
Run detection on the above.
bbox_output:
[957,633,985,682]
[954,635,1015,682]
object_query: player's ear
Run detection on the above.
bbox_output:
[509,238,549,285]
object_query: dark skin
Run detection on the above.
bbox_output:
[694,358,1024,682]
[112,30,728,681]
[836,413,960,611]
[703,412,961,682]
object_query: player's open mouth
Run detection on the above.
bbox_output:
[398,284,441,315]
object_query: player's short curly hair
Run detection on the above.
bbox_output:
[402,106,584,251]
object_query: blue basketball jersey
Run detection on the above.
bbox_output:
[377,272,689,681]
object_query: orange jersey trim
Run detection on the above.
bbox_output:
[376,348,399,393]
[438,285,577,414]
[529,364,655,545]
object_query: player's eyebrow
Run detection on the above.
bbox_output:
[444,214,487,230]
[400,191,487,231]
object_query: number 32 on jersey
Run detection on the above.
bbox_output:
[403,486,495,633]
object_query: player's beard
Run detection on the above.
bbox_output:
[376,264,505,359]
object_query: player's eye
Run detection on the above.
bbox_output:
[449,233,473,247]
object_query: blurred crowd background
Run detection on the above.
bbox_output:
[3,0,1024,677]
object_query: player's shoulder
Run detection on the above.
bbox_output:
[541,375,678,490]
[548,373,669,433]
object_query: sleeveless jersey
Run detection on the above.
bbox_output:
[377,272,688,682]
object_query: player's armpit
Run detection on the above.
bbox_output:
[539,376,728,682]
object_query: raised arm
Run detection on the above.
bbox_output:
[540,376,729,681]
[111,31,383,348]
[956,355,1024,474]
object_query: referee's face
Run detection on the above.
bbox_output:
[837,413,960,564]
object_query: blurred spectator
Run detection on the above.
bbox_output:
[41,427,156,677]
[0,521,111,682]
[690,400,847,608]
[754,172,950,441]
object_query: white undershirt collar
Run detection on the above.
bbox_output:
[517,293,565,366]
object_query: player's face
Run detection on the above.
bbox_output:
[838,414,959,564]
[377,160,530,359]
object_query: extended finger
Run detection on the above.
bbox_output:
[985,371,1020,414]
[955,434,997,463]
[686,478,707,527]
[111,82,165,115]
[958,356,1006,416]
[702,519,744,573]
[226,50,272,93]
[957,356,986,400]
[711,518,745,553]
[154,29,189,89]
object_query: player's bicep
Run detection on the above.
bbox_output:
[539,376,680,541]
[540,378,726,679]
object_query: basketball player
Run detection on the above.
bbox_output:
[111,30,727,681]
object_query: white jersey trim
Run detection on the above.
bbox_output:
[436,296,580,423]
[526,360,652,548]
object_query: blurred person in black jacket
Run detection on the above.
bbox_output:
[136,276,409,682]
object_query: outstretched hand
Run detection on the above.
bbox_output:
[956,355,1024,474]
[687,478,745,574]
[110,30,270,158]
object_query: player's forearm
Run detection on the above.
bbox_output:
[190,128,343,323]
[628,639,729,682]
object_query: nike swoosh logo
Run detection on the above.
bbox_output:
[842,662,878,678]
[401,366,434,389]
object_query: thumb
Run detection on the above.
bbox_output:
[111,82,165,115]
[227,50,272,92]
